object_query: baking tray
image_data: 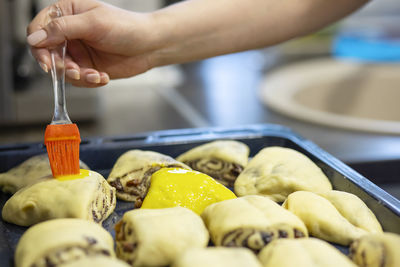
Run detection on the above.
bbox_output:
[1,124,399,267]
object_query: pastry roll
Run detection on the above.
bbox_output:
[2,170,116,226]
[349,232,400,267]
[59,256,130,267]
[319,190,382,234]
[107,150,190,204]
[176,140,249,187]
[15,218,115,267]
[283,191,368,245]
[0,153,89,194]
[115,207,209,267]
[201,195,308,253]
[258,238,357,267]
[234,146,332,202]
[172,247,262,267]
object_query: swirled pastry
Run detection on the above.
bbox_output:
[0,153,89,194]
[319,190,382,234]
[107,150,190,204]
[234,146,332,202]
[172,247,262,267]
[59,256,130,267]
[176,140,249,187]
[349,232,400,267]
[115,207,209,267]
[15,218,115,267]
[201,195,307,253]
[2,170,116,226]
[283,191,369,245]
[258,238,357,267]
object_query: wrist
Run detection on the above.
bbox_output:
[145,9,178,69]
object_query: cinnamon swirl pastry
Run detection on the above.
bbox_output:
[115,207,209,267]
[349,232,400,267]
[0,153,89,194]
[172,247,262,267]
[258,238,357,267]
[319,190,382,234]
[201,195,307,253]
[107,150,189,204]
[234,146,332,202]
[2,170,116,226]
[283,191,373,245]
[177,140,249,187]
[15,218,115,267]
[59,256,130,267]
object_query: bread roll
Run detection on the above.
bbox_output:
[283,191,368,245]
[115,207,209,266]
[15,219,115,267]
[258,238,357,267]
[107,150,189,204]
[349,232,400,267]
[172,247,262,267]
[234,147,332,202]
[177,140,249,187]
[201,195,307,253]
[2,170,116,226]
[0,154,89,194]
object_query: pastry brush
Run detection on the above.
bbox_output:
[44,7,81,177]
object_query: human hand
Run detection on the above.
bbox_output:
[27,0,159,87]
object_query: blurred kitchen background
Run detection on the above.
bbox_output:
[0,0,399,196]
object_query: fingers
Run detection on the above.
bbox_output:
[27,14,94,48]
[66,67,110,88]
[27,0,110,87]
[27,0,100,47]
[34,52,109,87]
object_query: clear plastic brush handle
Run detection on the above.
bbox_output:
[48,6,72,125]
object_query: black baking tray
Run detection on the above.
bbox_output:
[1,124,400,267]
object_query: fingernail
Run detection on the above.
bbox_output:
[39,62,48,73]
[27,29,48,46]
[86,73,100,83]
[66,69,80,80]
[100,74,110,84]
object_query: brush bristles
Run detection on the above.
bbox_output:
[44,123,81,177]
[46,140,80,177]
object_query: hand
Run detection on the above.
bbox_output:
[27,0,158,87]
[27,0,368,88]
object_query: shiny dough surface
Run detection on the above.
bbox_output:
[15,218,115,267]
[2,170,116,226]
[234,146,332,202]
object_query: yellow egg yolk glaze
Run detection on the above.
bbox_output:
[141,168,237,214]
[55,169,90,181]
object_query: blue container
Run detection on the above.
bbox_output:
[333,27,400,62]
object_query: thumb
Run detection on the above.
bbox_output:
[27,14,91,47]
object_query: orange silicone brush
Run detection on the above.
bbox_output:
[44,7,80,177]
